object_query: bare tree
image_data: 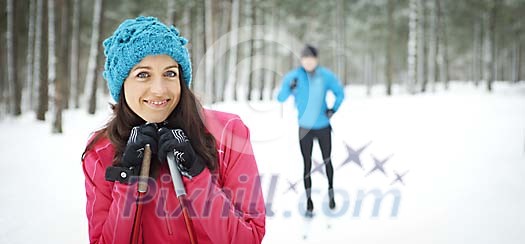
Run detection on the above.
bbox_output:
[407,0,418,94]
[512,25,522,83]
[427,0,438,93]
[70,0,80,108]
[48,0,57,110]
[263,0,277,101]
[25,0,36,111]
[0,2,5,116]
[7,0,22,115]
[53,0,69,133]
[418,0,428,93]
[214,0,230,103]
[48,0,61,133]
[247,0,256,101]
[84,0,103,114]
[36,0,49,121]
[237,0,252,102]
[166,0,176,26]
[58,0,70,110]
[472,20,482,86]
[385,0,394,96]
[204,0,215,104]
[334,0,345,82]
[484,0,499,92]
[251,1,261,101]
[437,0,449,90]
[191,1,206,97]
[224,0,240,102]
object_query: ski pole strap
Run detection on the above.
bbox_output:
[105,165,139,184]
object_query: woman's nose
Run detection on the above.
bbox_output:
[149,77,167,94]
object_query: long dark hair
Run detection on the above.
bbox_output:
[82,67,218,174]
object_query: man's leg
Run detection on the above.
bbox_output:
[299,127,314,212]
[317,126,335,209]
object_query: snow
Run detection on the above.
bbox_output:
[1,82,524,243]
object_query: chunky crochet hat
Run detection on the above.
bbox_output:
[103,16,192,102]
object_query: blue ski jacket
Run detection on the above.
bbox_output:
[277,66,345,129]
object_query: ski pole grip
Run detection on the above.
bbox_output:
[138,144,152,193]
[167,152,187,197]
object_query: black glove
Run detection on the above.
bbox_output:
[326,108,335,119]
[290,78,298,90]
[158,128,205,178]
[105,123,158,183]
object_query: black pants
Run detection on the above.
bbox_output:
[299,126,334,199]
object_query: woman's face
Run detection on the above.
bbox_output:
[123,55,181,123]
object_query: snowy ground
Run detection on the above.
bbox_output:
[0,82,524,244]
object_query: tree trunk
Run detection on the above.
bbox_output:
[365,54,372,96]
[431,0,440,92]
[166,0,175,26]
[224,0,240,102]
[472,21,481,86]
[407,0,418,94]
[71,0,80,108]
[85,0,103,114]
[69,0,82,109]
[385,0,394,96]
[48,0,56,106]
[418,0,428,93]
[237,0,253,102]
[517,37,522,82]
[263,0,276,101]
[58,0,70,110]
[251,2,262,101]
[438,0,449,90]
[247,0,256,101]
[53,0,69,133]
[215,0,229,103]
[7,0,21,115]
[485,1,498,92]
[37,0,49,121]
[48,0,60,133]
[427,0,437,93]
[191,2,205,95]
[0,2,5,116]
[335,0,345,82]
[25,0,36,112]
[203,0,214,104]
[237,0,252,102]
[180,1,192,37]
[268,1,279,96]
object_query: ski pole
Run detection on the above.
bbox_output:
[167,152,199,244]
[130,144,152,244]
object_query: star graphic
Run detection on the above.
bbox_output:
[365,154,393,177]
[311,159,326,176]
[337,141,371,170]
[390,170,409,185]
[283,180,299,194]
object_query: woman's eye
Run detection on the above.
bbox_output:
[137,72,149,79]
[165,70,178,78]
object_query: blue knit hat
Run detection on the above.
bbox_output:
[103,16,192,102]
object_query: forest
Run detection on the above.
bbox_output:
[1,0,524,133]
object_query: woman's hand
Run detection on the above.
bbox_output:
[158,128,205,178]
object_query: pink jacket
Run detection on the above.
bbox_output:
[82,110,266,244]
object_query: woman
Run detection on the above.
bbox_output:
[82,16,265,244]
